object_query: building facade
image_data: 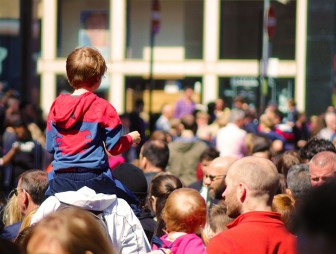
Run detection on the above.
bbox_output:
[0,0,335,117]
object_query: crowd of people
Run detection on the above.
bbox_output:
[0,46,335,254]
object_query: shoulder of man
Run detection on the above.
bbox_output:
[206,231,236,254]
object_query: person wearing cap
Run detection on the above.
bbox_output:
[112,163,156,243]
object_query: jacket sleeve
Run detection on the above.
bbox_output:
[102,104,133,156]
[106,134,133,156]
[46,120,56,154]
[105,199,151,254]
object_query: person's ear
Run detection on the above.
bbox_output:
[285,188,293,197]
[179,123,184,132]
[149,196,157,213]
[237,183,247,203]
[141,156,148,169]
[23,190,30,207]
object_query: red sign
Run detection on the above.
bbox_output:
[151,0,160,35]
[267,5,276,38]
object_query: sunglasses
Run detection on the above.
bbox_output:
[9,188,26,197]
[205,174,225,182]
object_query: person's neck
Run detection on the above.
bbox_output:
[242,201,272,214]
[180,130,195,138]
[24,204,39,217]
[184,97,193,103]
[167,231,187,241]
[72,88,91,95]
[143,165,163,173]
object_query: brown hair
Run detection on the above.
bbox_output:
[148,172,183,236]
[208,204,232,234]
[148,172,183,218]
[162,188,207,234]
[20,169,48,205]
[287,98,296,107]
[22,207,115,254]
[275,151,302,178]
[66,47,107,89]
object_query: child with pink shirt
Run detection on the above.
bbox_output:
[152,188,207,254]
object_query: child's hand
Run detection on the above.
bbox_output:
[129,131,141,144]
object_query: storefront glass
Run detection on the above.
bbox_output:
[219,1,296,60]
[126,0,203,60]
[219,76,294,113]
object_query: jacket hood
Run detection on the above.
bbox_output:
[49,92,97,129]
[55,186,117,211]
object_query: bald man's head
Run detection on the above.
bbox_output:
[204,156,238,199]
[223,156,279,218]
[310,151,336,187]
[209,156,238,175]
[161,104,174,119]
[228,156,279,196]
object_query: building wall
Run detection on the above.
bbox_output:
[36,0,312,116]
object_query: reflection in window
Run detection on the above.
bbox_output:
[219,1,295,60]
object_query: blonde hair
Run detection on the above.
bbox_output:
[66,47,107,89]
[2,194,23,227]
[18,208,38,235]
[22,207,115,254]
[162,188,207,234]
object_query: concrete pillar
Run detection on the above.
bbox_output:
[109,0,127,113]
[202,0,220,105]
[295,0,308,113]
[40,0,57,117]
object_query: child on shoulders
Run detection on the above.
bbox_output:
[45,47,140,205]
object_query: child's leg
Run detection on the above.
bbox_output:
[46,169,139,206]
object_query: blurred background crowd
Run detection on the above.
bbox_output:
[0,84,335,253]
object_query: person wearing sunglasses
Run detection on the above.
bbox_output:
[207,156,297,254]
[203,156,238,209]
[0,169,48,241]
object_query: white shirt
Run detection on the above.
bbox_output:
[216,123,247,158]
